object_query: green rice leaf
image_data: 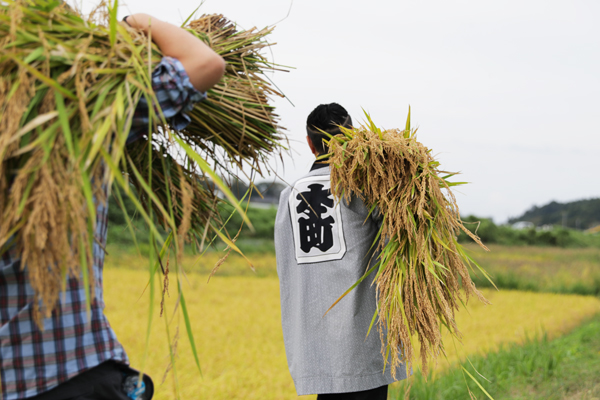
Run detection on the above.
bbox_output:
[445,181,468,187]
[108,0,118,47]
[54,91,76,158]
[173,135,253,230]
[181,4,203,28]
[178,283,203,376]
[23,47,44,64]
[77,235,92,320]
[324,261,379,317]
[212,228,254,269]
[461,365,495,400]
[9,56,77,100]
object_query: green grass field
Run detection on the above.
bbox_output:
[390,314,600,399]
[102,244,600,399]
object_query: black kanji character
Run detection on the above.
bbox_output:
[296,184,335,253]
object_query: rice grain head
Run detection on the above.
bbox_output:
[327,112,491,378]
[0,1,286,325]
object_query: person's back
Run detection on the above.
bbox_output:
[274,103,408,399]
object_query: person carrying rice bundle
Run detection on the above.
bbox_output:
[274,103,409,400]
[275,103,491,399]
[0,9,225,400]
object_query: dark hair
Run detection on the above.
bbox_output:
[306,103,352,155]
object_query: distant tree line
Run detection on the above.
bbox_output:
[508,198,600,230]
[459,216,600,248]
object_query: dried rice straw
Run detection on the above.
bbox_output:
[0,0,286,336]
[326,110,494,379]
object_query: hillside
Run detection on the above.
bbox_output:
[508,198,600,230]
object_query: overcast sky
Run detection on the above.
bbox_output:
[77,0,600,223]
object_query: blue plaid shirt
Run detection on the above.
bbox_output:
[0,57,205,400]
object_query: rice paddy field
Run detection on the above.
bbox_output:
[103,245,600,400]
[465,244,600,295]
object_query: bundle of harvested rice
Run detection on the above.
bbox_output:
[0,0,285,325]
[326,111,493,378]
[184,14,286,172]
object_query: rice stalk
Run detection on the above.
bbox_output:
[0,0,285,338]
[326,109,494,379]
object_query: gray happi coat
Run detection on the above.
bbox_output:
[274,163,408,395]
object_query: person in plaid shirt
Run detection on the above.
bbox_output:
[0,13,225,400]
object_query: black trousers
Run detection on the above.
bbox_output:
[317,385,388,400]
[25,361,153,400]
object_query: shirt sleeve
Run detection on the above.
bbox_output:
[128,56,207,143]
